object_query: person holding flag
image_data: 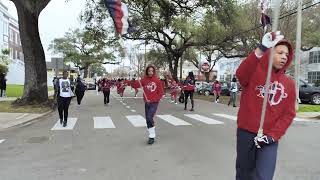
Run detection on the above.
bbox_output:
[235,31,296,180]
[140,65,164,145]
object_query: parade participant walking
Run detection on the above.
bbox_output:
[101,77,112,105]
[228,77,238,107]
[141,65,164,145]
[131,78,140,97]
[75,77,86,105]
[117,79,126,98]
[170,80,179,104]
[183,72,196,111]
[56,70,74,127]
[212,80,222,103]
[235,32,296,180]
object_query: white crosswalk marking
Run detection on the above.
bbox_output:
[126,115,147,127]
[157,115,191,126]
[131,110,136,112]
[0,139,5,144]
[184,114,224,125]
[94,117,116,129]
[51,118,78,130]
[213,114,237,121]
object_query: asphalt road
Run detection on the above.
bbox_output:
[0,89,319,180]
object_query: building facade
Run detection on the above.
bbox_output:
[0,2,9,50]
[216,57,242,82]
[300,47,320,85]
[8,17,23,61]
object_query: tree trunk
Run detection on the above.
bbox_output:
[12,0,50,105]
[83,67,89,78]
[205,72,210,82]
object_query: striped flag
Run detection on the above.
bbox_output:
[259,0,271,34]
[104,0,135,35]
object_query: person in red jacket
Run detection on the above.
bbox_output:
[212,80,222,103]
[101,78,112,105]
[117,79,126,98]
[130,78,140,97]
[183,72,196,111]
[169,80,179,104]
[235,31,296,180]
[141,65,164,145]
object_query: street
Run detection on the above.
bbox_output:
[0,89,319,180]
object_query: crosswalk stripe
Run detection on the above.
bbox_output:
[51,118,78,130]
[94,117,116,129]
[0,139,5,144]
[157,115,191,126]
[126,115,147,127]
[213,114,237,121]
[184,114,224,125]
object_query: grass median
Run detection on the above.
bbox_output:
[298,104,320,112]
[6,85,54,97]
[0,101,52,113]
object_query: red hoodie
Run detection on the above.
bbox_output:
[141,65,164,102]
[102,79,112,92]
[236,40,296,141]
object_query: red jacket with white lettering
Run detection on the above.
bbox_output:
[235,40,296,141]
[141,65,164,103]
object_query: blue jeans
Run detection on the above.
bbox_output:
[145,102,159,128]
[236,128,278,180]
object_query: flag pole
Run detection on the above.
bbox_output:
[294,0,302,110]
[257,0,282,138]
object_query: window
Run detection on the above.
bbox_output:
[309,51,320,64]
[15,33,18,44]
[308,71,320,84]
[13,50,16,59]
[9,29,13,42]
[9,48,13,59]
[16,50,18,60]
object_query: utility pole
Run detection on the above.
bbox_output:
[295,0,302,110]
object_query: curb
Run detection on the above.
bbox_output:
[0,110,54,132]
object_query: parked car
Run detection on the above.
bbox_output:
[84,78,96,90]
[197,83,213,96]
[299,80,320,105]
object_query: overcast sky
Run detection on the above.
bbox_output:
[2,0,86,60]
[0,0,134,72]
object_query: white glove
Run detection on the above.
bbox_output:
[262,31,284,48]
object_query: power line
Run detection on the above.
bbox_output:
[238,1,320,35]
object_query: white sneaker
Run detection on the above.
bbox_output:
[175,102,178,104]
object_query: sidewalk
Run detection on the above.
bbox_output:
[0,112,52,131]
[0,91,55,102]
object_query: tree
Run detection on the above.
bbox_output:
[146,48,168,71]
[89,63,107,77]
[80,0,237,80]
[49,28,121,78]
[10,0,51,105]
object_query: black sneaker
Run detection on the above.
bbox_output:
[184,107,187,111]
[63,120,67,127]
[60,119,63,125]
[190,108,194,111]
[148,138,155,145]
